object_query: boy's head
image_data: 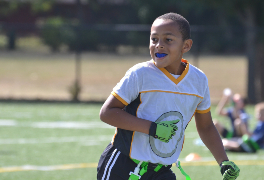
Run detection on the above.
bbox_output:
[232,93,247,109]
[255,102,264,121]
[155,13,191,41]
[149,12,192,74]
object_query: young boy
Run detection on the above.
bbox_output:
[97,12,240,180]
[214,92,250,138]
[222,102,264,153]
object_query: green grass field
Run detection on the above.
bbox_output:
[0,102,263,180]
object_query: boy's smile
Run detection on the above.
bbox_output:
[155,53,168,58]
[149,19,192,75]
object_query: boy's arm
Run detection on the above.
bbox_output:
[99,94,152,134]
[195,111,229,164]
[216,95,229,116]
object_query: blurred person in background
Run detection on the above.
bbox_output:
[214,89,250,139]
[222,102,264,153]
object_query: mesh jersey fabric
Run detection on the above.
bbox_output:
[111,59,211,165]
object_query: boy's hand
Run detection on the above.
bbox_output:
[220,161,240,180]
[149,120,179,143]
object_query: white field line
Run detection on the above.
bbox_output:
[0,120,197,137]
[0,119,196,133]
[0,135,112,145]
[0,119,114,129]
[31,121,114,129]
[0,120,17,126]
[1,159,264,173]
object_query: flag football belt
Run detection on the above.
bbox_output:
[128,159,163,180]
[242,134,260,151]
[226,131,233,139]
[129,158,191,180]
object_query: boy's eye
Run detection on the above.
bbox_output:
[167,38,172,42]
[151,38,157,42]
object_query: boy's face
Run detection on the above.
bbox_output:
[149,19,192,74]
[256,109,264,121]
[233,94,245,109]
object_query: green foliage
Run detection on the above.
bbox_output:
[40,17,66,52]
[0,0,54,16]
[126,31,149,47]
[31,0,54,13]
[130,0,211,24]
[0,2,21,16]
[41,17,100,52]
[66,27,99,51]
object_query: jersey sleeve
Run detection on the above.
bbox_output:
[240,112,250,123]
[111,67,140,106]
[196,84,211,114]
[251,122,264,147]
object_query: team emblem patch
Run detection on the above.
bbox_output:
[149,111,184,157]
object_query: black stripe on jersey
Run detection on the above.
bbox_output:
[123,93,141,116]
[113,93,141,156]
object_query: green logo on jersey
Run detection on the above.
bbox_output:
[149,111,184,157]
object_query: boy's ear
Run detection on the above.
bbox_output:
[182,39,193,53]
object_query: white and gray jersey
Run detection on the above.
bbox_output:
[111,59,211,165]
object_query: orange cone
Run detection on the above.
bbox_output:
[185,153,201,161]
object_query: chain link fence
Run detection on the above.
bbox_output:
[0,23,254,103]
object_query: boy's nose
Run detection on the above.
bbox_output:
[156,41,164,49]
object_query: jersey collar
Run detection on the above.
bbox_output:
[153,59,189,85]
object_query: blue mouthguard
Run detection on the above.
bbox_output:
[156,53,167,58]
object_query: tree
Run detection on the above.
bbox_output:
[196,0,264,103]
[130,0,264,103]
[0,0,55,50]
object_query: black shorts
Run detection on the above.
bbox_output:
[222,128,236,138]
[97,143,176,180]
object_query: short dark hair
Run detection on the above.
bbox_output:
[155,12,191,40]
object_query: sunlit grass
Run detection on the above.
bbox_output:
[0,102,262,180]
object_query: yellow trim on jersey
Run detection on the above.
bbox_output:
[196,107,211,114]
[136,94,142,117]
[140,90,203,99]
[111,128,118,145]
[130,94,142,158]
[129,131,135,158]
[153,59,189,85]
[181,135,185,151]
[111,91,128,106]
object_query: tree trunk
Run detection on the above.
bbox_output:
[243,7,257,103]
[256,43,264,102]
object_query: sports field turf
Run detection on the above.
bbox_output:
[0,102,263,180]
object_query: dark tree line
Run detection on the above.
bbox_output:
[1,0,264,103]
[131,0,264,103]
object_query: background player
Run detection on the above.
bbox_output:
[97,12,240,180]
[222,102,264,153]
[214,90,250,138]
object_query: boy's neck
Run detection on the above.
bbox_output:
[174,61,186,75]
[162,60,187,75]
